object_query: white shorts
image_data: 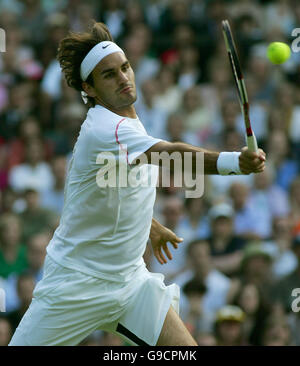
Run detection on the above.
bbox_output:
[9,255,180,346]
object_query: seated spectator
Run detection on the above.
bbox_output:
[208,203,246,276]
[287,310,300,346]
[249,166,290,239]
[0,80,37,142]
[6,272,35,332]
[263,217,298,279]
[271,235,300,313]
[20,189,59,243]
[153,65,183,114]
[267,130,298,191]
[180,86,213,141]
[177,46,201,91]
[0,213,27,279]
[163,113,199,146]
[261,316,293,346]
[4,231,50,312]
[150,196,185,280]
[177,197,210,245]
[0,187,18,214]
[122,24,160,88]
[182,277,214,335]
[290,176,300,234]
[40,155,67,215]
[231,283,271,345]
[173,239,231,317]
[239,243,274,301]
[214,305,248,346]
[229,182,263,240]
[135,78,167,139]
[0,144,8,191]
[7,115,53,171]
[0,317,12,346]
[9,138,54,194]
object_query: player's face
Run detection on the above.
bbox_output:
[87,52,137,117]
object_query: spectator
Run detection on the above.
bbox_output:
[150,196,184,280]
[20,189,58,243]
[182,277,214,335]
[239,243,274,301]
[0,317,12,346]
[6,272,35,332]
[263,217,298,279]
[180,86,212,142]
[9,138,54,194]
[7,115,53,170]
[261,316,293,346]
[153,65,183,114]
[177,197,210,245]
[164,113,199,146]
[26,231,50,281]
[0,144,8,191]
[122,25,160,87]
[231,282,271,345]
[40,155,67,215]
[176,46,201,91]
[0,213,27,279]
[173,239,232,317]
[267,130,298,191]
[229,182,262,240]
[272,235,300,313]
[214,305,248,346]
[289,176,300,234]
[135,78,167,139]
[249,166,290,239]
[100,0,125,40]
[208,203,246,276]
[4,231,50,312]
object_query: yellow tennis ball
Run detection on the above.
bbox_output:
[267,42,291,64]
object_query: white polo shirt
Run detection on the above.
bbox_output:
[47,104,162,282]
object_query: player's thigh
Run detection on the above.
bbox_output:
[156,305,198,346]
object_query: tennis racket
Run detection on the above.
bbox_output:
[222,19,258,153]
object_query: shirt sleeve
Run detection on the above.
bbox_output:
[115,118,163,164]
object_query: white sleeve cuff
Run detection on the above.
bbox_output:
[217,152,242,175]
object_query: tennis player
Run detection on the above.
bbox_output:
[9,22,265,346]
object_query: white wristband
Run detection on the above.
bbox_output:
[217,152,242,175]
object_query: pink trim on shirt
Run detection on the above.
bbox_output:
[115,118,129,165]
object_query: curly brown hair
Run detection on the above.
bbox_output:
[57,21,113,105]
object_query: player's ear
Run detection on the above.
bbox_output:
[82,81,97,98]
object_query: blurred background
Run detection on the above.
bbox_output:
[0,0,300,346]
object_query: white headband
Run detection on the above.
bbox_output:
[80,41,124,81]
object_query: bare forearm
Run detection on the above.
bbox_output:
[169,142,219,174]
[144,141,219,175]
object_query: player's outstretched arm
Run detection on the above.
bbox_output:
[141,141,266,175]
[149,218,183,265]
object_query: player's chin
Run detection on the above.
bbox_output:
[121,92,137,104]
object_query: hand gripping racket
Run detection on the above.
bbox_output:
[222,19,258,153]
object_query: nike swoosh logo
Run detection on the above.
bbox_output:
[102,44,110,49]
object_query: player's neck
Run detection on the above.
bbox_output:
[96,102,137,119]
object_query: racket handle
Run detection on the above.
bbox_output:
[246,133,258,153]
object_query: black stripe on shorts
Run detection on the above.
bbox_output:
[116,323,150,346]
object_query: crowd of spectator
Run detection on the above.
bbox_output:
[0,0,300,346]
